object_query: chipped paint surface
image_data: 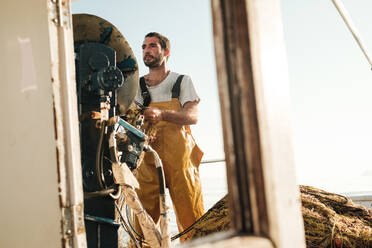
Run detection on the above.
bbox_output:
[99,26,113,44]
[117,55,137,73]
[48,0,87,247]
[73,14,139,114]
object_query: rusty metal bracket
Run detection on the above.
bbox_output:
[61,203,86,244]
[49,0,71,28]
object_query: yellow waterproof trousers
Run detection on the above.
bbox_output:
[135,98,204,242]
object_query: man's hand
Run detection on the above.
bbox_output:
[143,107,163,124]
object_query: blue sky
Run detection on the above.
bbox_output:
[72,0,372,193]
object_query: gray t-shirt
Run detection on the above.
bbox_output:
[135,72,199,106]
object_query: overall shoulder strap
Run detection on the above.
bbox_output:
[139,76,151,107]
[171,75,184,99]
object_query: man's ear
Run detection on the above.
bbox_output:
[164,48,170,57]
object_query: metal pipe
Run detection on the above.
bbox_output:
[84,214,121,228]
[332,0,372,69]
[84,188,115,199]
[201,158,225,164]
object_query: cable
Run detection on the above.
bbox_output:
[125,204,147,242]
[123,202,210,242]
[200,158,225,164]
[115,202,141,248]
[96,120,107,189]
[109,185,121,200]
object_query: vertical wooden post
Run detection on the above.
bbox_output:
[47,0,87,247]
[211,0,306,247]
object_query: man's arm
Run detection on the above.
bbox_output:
[143,100,199,125]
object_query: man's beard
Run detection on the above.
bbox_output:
[144,54,162,68]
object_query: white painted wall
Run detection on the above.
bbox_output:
[0,0,62,247]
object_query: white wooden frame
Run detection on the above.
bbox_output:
[47,0,86,247]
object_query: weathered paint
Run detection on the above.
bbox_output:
[99,26,113,44]
[117,55,137,73]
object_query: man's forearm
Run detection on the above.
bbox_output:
[144,101,199,126]
[161,108,198,125]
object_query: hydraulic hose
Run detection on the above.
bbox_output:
[96,120,107,189]
[145,146,166,193]
[102,120,170,246]
[119,144,203,244]
[146,145,171,248]
[107,126,122,199]
[108,125,120,164]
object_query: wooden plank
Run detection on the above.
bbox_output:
[211,0,267,235]
[210,0,306,247]
[244,0,306,247]
[0,1,63,247]
[211,0,238,233]
[187,234,274,248]
[211,0,249,233]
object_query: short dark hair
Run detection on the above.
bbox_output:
[145,32,170,51]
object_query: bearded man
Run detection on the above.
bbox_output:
[134,32,205,242]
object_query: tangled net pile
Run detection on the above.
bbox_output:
[301,186,371,247]
[190,185,372,248]
[123,107,371,247]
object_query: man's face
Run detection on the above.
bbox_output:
[142,36,167,68]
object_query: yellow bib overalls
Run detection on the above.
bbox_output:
[135,92,205,242]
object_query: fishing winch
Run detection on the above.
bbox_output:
[74,13,141,247]
[74,13,141,192]
[73,14,171,248]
